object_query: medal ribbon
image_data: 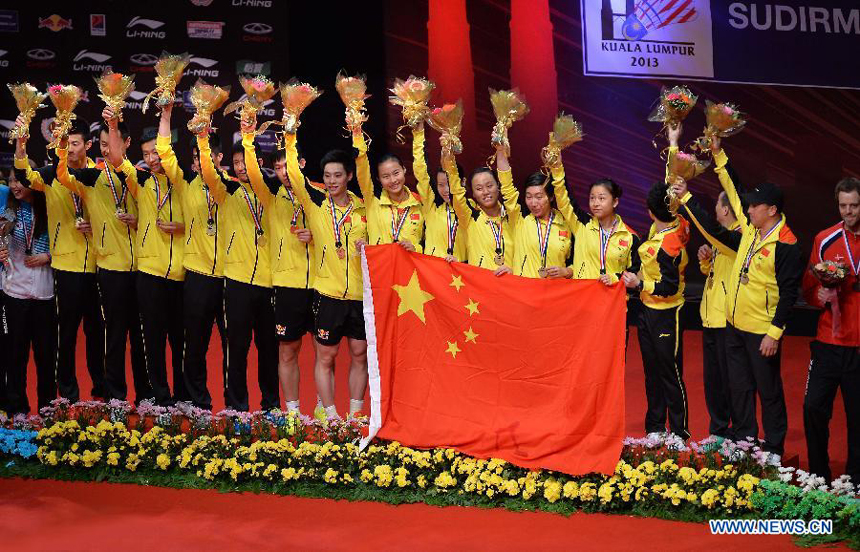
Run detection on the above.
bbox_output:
[240,186,264,235]
[488,217,504,254]
[204,185,216,224]
[842,225,860,277]
[154,176,171,214]
[536,211,556,268]
[742,222,780,275]
[71,192,83,219]
[328,194,354,247]
[283,187,303,227]
[23,208,35,253]
[599,218,619,273]
[446,204,458,253]
[390,206,410,242]
[105,166,126,210]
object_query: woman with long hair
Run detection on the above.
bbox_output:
[0,168,56,414]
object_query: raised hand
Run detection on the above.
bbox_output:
[698,244,713,262]
[667,122,683,148]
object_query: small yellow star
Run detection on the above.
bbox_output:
[464,298,480,316]
[450,275,465,292]
[463,327,478,344]
[391,269,435,323]
[445,341,461,358]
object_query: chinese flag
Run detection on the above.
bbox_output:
[361,245,626,475]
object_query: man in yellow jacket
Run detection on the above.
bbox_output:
[13,117,106,402]
[106,107,188,407]
[56,115,151,404]
[672,154,803,464]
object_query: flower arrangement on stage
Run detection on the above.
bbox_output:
[336,72,370,134]
[46,84,82,149]
[6,83,47,144]
[1,399,856,545]
[95,70,136,119]
[141,52,192,114]
[224,74,278,126]
[488,87,529,162]
[389,75,435,139]
[694,100,747,153]
[540,113,583,172]
[186,79,231,135]
[427,100,464,159]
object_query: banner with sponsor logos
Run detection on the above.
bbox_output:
[0,1,284,171]
[581,0,860,89]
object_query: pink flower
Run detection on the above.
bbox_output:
[49,85,63,95]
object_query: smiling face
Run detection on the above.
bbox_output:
[99,130,130,163]
[589,183,618,220]
[66,132,92,167]
[232,151,248,183]
[141,139,163,174]
[323,161,352,200]
[9,173,32,202]
[435,171,451,204]
[838,190,860,231]
[378,158,406,198]
[525,184,551,219]
[470,171,499,209]
[747,202,777,229]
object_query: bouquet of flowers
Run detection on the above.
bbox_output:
[95,70,136,120]
[812,260,849,334]
[7,83,47,144]
[665,150,710,213]
[336,72,370,134]
[540,113,583,171]
[223,74,277,125]
[46,84,82,149]
[648,85,697,128]
[694,100,747,153]
[141,52,191,114]
[489,87,529,159]
[260,79,322,136]
[427,100,464,158]
[389,75,434,140]
[186,79,231,135]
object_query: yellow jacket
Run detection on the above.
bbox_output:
[679,149,803,339]
[446,163,517,269]
[201,138,273,288]
[119,166,185,281]
[550,165,640,282]
[691,218,740,329]
[637,217,690,310]
[242,133,315,290]
[412,127,467,260]
[157,134,225,278]
[14,155,98,273]
[284,133,367,300]
[56,148,138,272]
[353,133,424,252]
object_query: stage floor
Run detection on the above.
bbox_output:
[22,327,850,478]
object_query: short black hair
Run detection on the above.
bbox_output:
[835,177,860,200]
[320,149,355,176]
[232,139,262,163]
[435,163,464,181]
[267,143,302,166]
[589,178,622,200]
[646,182,675,223]
[190,133,222,157]
[377,153,404,168]
[99,120,130,141]
[68,118,91,142]
[140,127,159,145]
[520,171,556,211]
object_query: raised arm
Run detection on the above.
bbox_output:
[13,135,49,192]
[412,124,434,216]
[283,132,313,209]
[352,130,375,203]
[197,132,228,205]
[713,149,749,232]
[154,104,190,198]
[443,152,471,230]
[679,192,741,254]
[56,146,97,196]
[495,147,521,229]
[241,119,276,208]
[549,163,587,232]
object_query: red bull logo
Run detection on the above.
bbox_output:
[38,14,72,32]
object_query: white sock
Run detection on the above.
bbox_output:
[324,405,339,419]
[349,399,364,414]
[285,400,300,413]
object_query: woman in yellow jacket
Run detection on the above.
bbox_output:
[412,123,466,261]
[443,147,518,274]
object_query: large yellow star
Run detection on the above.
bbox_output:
[445,341,461,358]
[464,298,480,316]
[450,275,465,292]
[463,327,478,344]
[391,270,435,323]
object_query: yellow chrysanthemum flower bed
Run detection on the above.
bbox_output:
[34,419,763,517]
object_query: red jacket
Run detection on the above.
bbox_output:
[802,221,860,346]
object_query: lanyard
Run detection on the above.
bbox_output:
[105,166,126,210]
[598,218,619,274]
[22,208,35,254]
[742,222,780,274]
[71,192,83,219]
[154,176,171,214]
[329,194,354,247]
[240,186,264,235]
[842,225,860,277]
[446,204,458,254]
[390,205,410,242]
[204,185,216,223]
[488,217,504,255]
[535,211,555,268]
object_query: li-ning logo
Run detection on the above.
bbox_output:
[232,0,273,7]
[73,49,112,72]
[601,0,699,41]
[126,16,165,38]
[186,55,220,77]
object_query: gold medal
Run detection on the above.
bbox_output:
[206,220,216,236]
[740,273,749,285]
[115,207,125,217]
[256,231,267,249]
[75,216,85,226]
[538,268,547,278]
[707,276,714,289]
[337,247,346,259]
[494,254,504,266]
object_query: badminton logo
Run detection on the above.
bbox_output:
[601,0,699,41]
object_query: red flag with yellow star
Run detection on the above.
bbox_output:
[361,244,627,475]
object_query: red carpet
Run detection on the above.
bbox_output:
[24,327,849,477]
[0,478,808,551]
